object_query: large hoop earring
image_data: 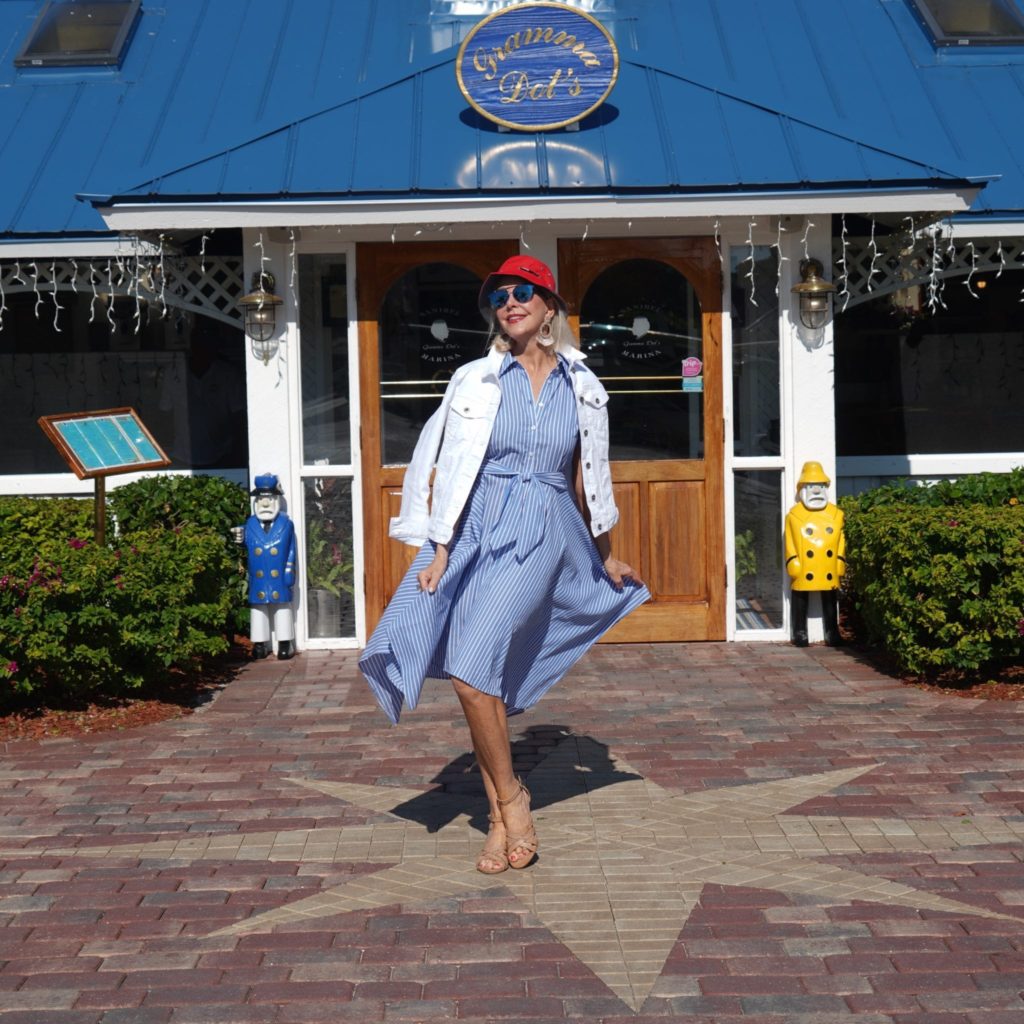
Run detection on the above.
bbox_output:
[538,319,554,348]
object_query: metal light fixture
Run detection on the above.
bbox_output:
[791,258,836,330]
[238,271,283,364]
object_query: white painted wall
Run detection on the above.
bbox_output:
[782,217,837,644]
[240,228,302,648]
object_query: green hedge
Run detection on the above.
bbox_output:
[108,473,249,538]
[842,467,1024,512]
[840,473,1024,676]
[0,475,249,705]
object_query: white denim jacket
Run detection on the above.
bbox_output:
[390,345,617,547]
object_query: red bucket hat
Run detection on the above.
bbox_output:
[478,255,567,318]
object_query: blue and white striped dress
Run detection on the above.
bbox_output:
[359,353,650,724]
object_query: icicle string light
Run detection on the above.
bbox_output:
[254,232,269,313]
[288,228,297,291]
[837,215,850,312]
[937,228,953,309]
[582,220,590,242]
[158,235,168,319]
[199,234,209,275]
[275,329,287,389]
[927,225,942,314]
[963,241,978,298]
[0,264,7,332]
[30,263,42,319]
[867,217,879,291]
[996,241,1006,277]
[713,217,722,264]
[50,262,63,332]
[800,218,814,260]
[106,260,116,334]
[519,225,530,250]
[771,218,789,298]
[88,262,99,324]
[70,258,79,294]
[132,263,142,334]
[12,262,25,285]
[744,217,757,307]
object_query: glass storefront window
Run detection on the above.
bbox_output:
[379,262,488,465]
[730,244,780,457]
[298,255,357,642]
[299,255,351,466]
[578,258,703,461]
[734,470,783,630]
[835,270,1024,455]
[303,477,356,639]
[0,290,246,474]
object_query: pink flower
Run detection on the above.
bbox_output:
[947,519,960,528]
[68,537,88,549]
[4,661,16,674]
[1018,618,1024,638]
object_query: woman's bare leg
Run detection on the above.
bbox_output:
[453,678,535,866]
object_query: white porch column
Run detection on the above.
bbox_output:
[242,228,296,492]
[782,217,838,644]
[241,227,302,650]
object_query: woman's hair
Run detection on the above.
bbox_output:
[485,294,577,355]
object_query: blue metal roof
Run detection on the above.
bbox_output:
[1,0,1022,238]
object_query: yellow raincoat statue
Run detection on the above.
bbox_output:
[785,461,845,647]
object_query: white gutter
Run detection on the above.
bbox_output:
[0,238,162,258]
[947,219,1024,239]
[95,186,983,233]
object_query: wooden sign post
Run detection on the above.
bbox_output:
[37,408,171,544]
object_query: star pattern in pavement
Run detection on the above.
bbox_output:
[8,735,1024,1012]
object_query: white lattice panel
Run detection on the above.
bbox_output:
[0,255,243,329]
[833,235,1024,310]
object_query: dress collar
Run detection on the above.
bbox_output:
[484,344,587,381]
[497,350,572,381]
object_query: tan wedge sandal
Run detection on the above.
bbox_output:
[498,779,538,870]
[476,813,509,874]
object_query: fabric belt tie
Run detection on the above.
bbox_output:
[480,460,569,563]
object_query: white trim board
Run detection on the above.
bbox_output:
[838,454,1023,477]
[0,239,162,258]
[96,186,982,233]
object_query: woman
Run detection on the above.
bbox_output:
[360,255,649,873]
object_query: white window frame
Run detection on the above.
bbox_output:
[290,240,365,650]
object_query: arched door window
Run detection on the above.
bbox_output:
[578,259,703,461]
[378,262,489,465]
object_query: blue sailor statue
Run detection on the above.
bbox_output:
[234,473,297,660]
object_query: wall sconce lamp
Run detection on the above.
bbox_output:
[238,271,283,364]
[791,258,836,330]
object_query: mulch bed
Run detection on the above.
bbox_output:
[906,669,1024,702]
[0,638,251,742]
[845,637,1024,701]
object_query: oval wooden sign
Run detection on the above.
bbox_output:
[456,1,619,132]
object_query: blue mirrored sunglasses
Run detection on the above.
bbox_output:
[488,282,535,310]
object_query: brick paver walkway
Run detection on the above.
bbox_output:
[2,643,1024,1023]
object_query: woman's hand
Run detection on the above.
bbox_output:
[603,556,641,589]
[417,545,449,594]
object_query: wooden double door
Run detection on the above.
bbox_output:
[357,237,724,642]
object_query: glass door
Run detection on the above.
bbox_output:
[297,254,358,643]
[356,240,517,635]
[559,237,726,642]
